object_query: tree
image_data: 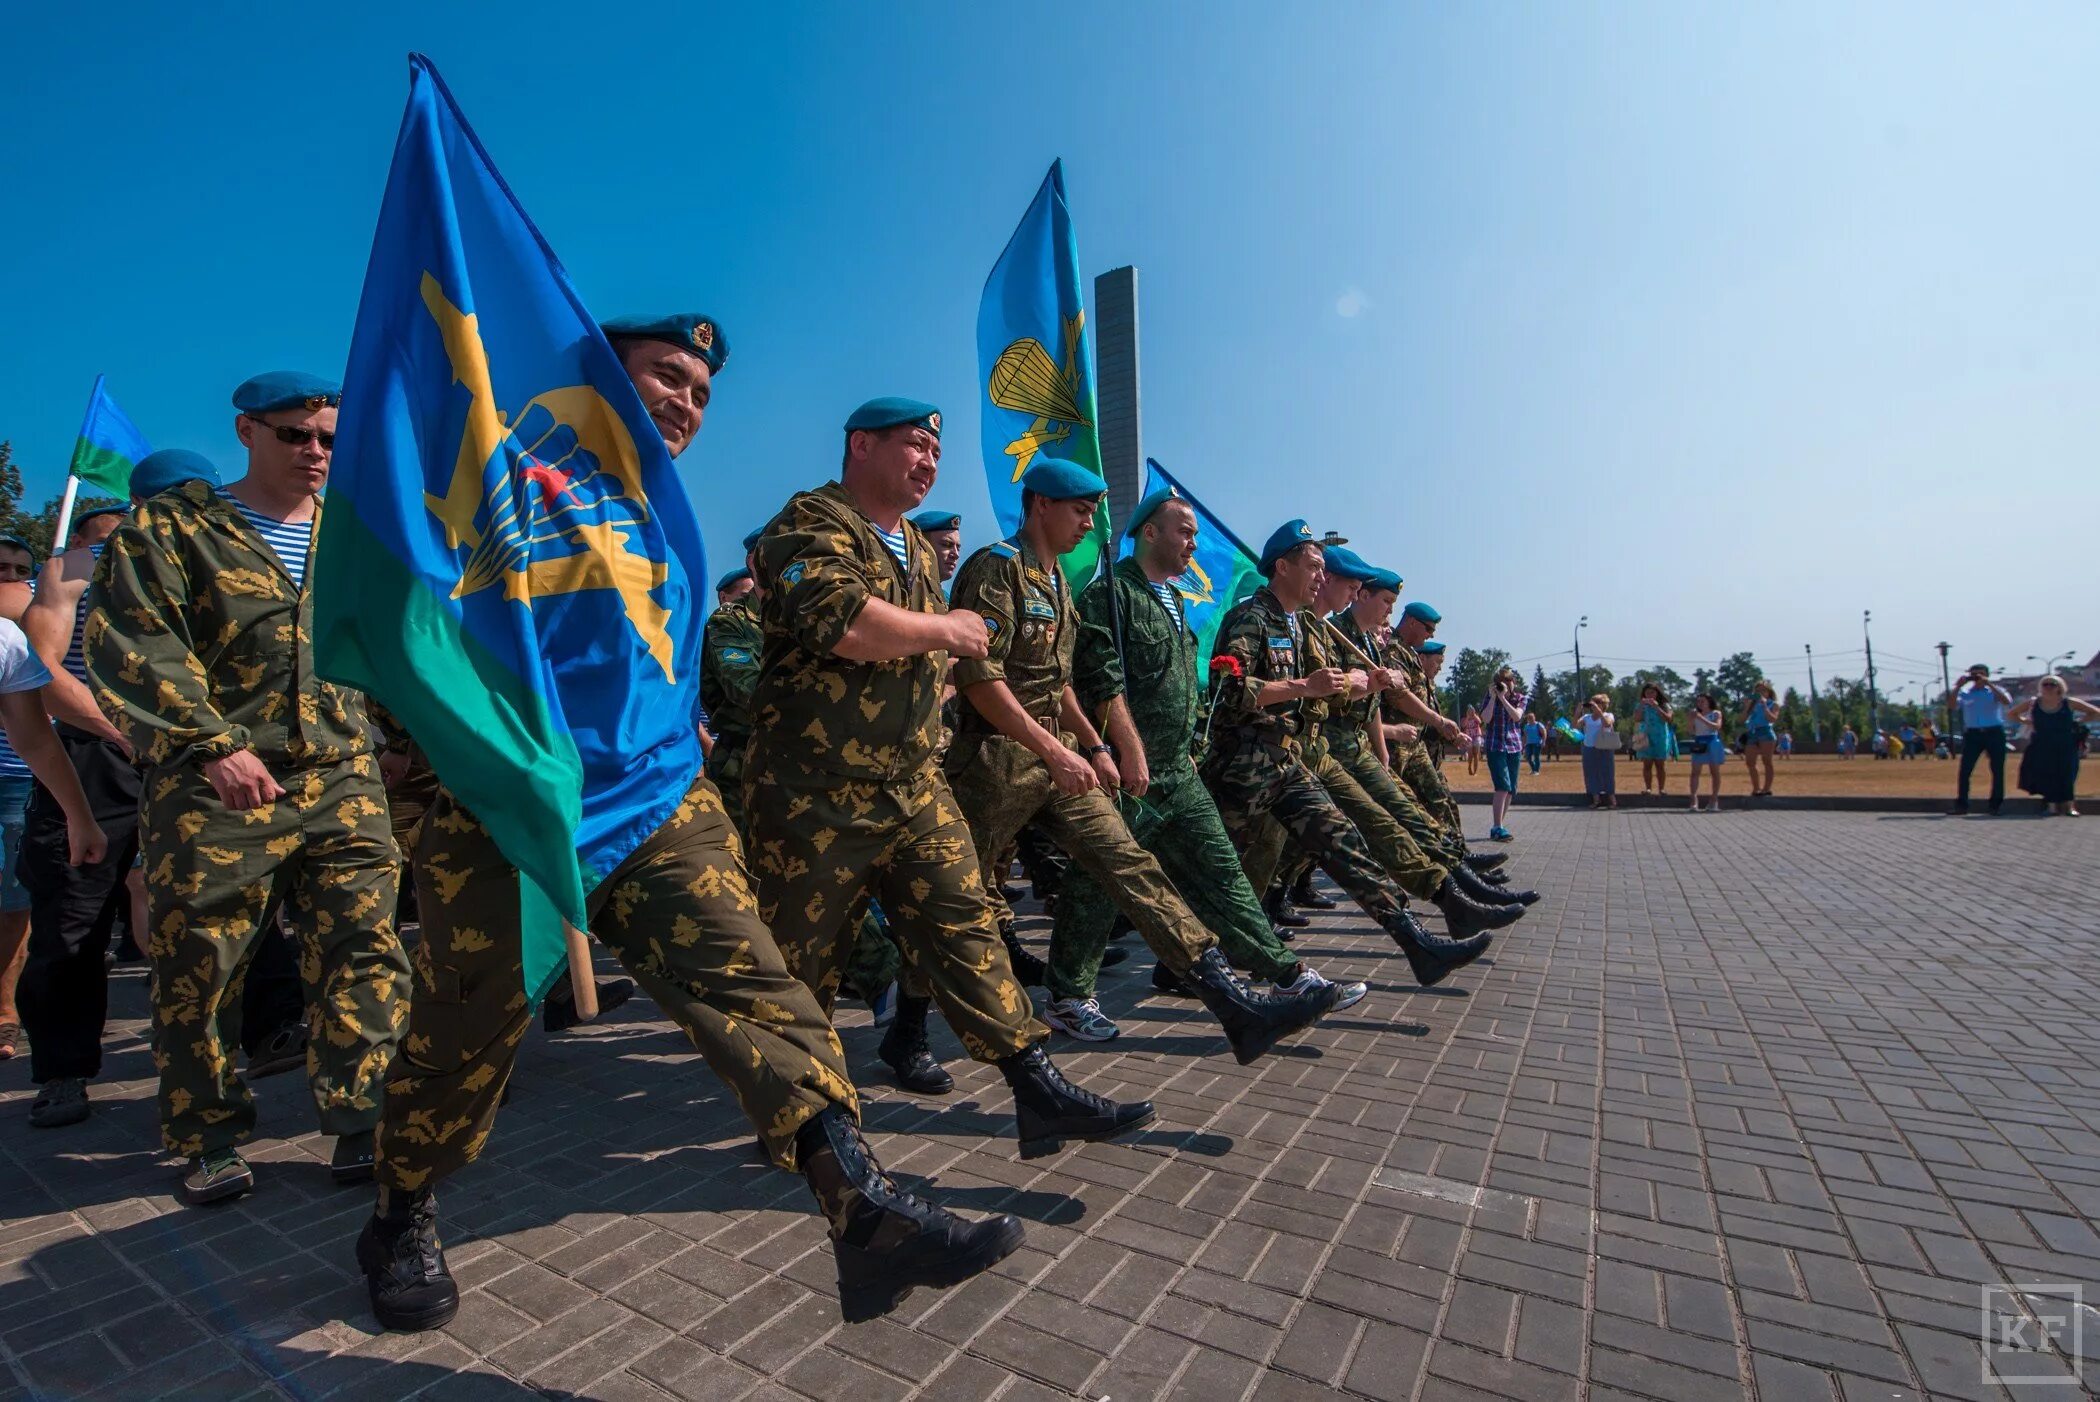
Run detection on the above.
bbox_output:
[1715,651,1767,707]
[1545,664,1615,718]
[1530,664,1550,710]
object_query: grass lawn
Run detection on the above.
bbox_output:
[1440,750,2099,799]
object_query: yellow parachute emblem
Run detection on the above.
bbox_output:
[989,312,1091,483]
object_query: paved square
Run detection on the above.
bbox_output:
[4,809,2097,1401]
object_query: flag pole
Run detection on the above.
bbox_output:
[54,373,109,552]
[564,923,598,1016]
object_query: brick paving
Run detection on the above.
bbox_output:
[3,809,2098,1401]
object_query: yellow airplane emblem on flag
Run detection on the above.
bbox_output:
[989,311,1091,482]
[418,273,677,683]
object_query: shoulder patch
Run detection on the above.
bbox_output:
[781,561,806,587]
[985,617,1003,636]
[719,646,754,665]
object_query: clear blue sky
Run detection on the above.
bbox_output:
[4,4,2094,700]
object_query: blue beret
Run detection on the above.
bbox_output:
[741,526,765,553]
[1401,600,1442,625]
[715,567,752,593]
[0,535,34,560]
[1258,518,1320,574]
[75,503,130,526]
[1020,457,1108,501]
[131,448,221,500]
[233,371,340,414]
[910,510,961,533]
[1124,487,1180,537]
[1362,568,1403,594]
[1321,545,1375,582]
[845,397,941,437]
[601,314,728,374]
[1418,640,1447,656]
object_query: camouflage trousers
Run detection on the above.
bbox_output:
[1048,756,1297,1002]
[1330,729,1465,868]
[377,774,855,1188]
[142,754,409,1158]
[945,732,1213,978]
[745,762,1043,1063]
[1202,737,1427,936]
[1240,742,1448,903]
[1397,743,1466,850]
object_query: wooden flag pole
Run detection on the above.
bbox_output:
[564,922,598,1017]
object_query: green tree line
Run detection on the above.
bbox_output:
[0,441,123,558]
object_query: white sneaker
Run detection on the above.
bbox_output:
[1280,967,1367,1012]
[1044,997,1121,1042]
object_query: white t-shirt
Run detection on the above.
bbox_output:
[0,618,54,696]
[1579,712,1616,747]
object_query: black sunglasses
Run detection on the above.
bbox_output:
[246,415,335,451]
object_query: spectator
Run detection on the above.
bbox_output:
[1521,712,1544,774]
[1479,667,1526,841]
[1950,664,2013,816]
[1899,721,1918,759]
[1633,683,1677,795]
[1917,721,1939,758]
[1459,706,1483,777]
[0,542,35,1060]
[2010,675,2097,817]
[1777,730,1793,759]
[1578,693,1619,809]
[1686,691,1726,811]
[1739,681,1779,797]
[1838,725,1858,758]
[1888,731,1906,760]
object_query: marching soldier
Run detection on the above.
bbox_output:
[1381,603,1510,884]
[1048,489,1363,1038]
[1201,521,1516,985]
[86,377,413,1205]
[699,527,766,835]
[357,332,1025,1333]
[942,457,1334,1069]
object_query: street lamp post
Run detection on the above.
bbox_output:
[1573,615,1588,695]
[1804,644,1823,744]
[1936,641,1955,738]
[1863,610,1879,738]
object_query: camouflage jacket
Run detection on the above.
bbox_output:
[1381,639,1441,761]
[1324,609,1381,736]
[950,535,1074,737]
[1073,556,1198,767]
[699,597,763,745]
[85,480,373,770]
[749,481,948,782]
[1207,585,1307,748]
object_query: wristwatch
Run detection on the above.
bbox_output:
[1084,743,1113,758]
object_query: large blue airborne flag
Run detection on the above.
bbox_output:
[313,55,709,1003]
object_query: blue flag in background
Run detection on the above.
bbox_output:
[1123,459,1265,676]
[977,160,1110,586]
[313,55,708,1002]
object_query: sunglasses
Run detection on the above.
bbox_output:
[246,415,335,451]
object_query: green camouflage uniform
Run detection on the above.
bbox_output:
[1200,587,1439,927]
[744,483,1040,1061]
[1387,640,1466,842]
[84,482,410,1157]
[1049,557,1299,1001]
[700,596,763,835]
[378,774,858,1187]
[1326,610,1464,868]
[944,537,1214,980]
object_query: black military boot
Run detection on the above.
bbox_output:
[798,1107,1025,1321]
[1289,870,1337,909]
[1150,961,1196,997]
[358,1186,459,1331]
[1184,948,1334,1066]
[1433,876,1526,938]
[1462,851,1508,874]
[1379,906,1494,987]
[877,995,955,1095]
[1451,862,1535,909]
[998,1045,1155,1159]
[543,976,636,1033]
[1263,886,1310,929]
[1099,944,1130,968]
[330,1129,377,1186]
[999,921,1049,988]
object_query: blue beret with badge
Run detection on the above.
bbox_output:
[1361,568,1403,594]
[131,448,222,500]
[741,526,765,554]
[1258,518,1320,574]
[601,314,729,374]
[845,397,941,437]
[715,567,752,593]
[1418,639,1447,656]
[1321,545,1376,582]
[232,371,341,414]
[1020,458,1108,502]
[1124,486,1181,538]
[1401,600,1442,625]
[909,510,961,533]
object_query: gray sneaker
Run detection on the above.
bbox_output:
[180,1149,255,1207]
[1044,997,1121,1042]
[29,1078,90,1128]
[1279,967,1367,1012]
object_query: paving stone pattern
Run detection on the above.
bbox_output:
[2,810,2097,1400]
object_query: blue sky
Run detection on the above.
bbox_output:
[4,3,2094,699]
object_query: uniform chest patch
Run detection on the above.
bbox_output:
[719,647,753,664]
[1023,598,1057,621]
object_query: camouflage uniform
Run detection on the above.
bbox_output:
[1386,640,1466,842]
[745,483,1041,1061]
[378,774,857,1186]
[1201,587,1441,929]
[944,538,1213,980]
[1325,610,1465,868]
[1050,557,1299,1001]
[84,482,410,1157]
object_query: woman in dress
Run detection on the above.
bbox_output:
[1738,681,1780,797]
[1634,683,1678,795]
[2009,676,2098,816]
[1460,707,1484,776]
[1686,692,1726,811]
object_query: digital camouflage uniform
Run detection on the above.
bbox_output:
[1050,557,1299,1001]
[744,483,1041,1061]
[1326,610,1465,869]
[84,482,410,1157]
[378,774,857,1186]
[1201,587,1440,930]
[944,537,1213,980]
[1386,639,1466,843]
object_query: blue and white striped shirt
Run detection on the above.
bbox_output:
[875,526,910,572]
[217,487,315,590]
